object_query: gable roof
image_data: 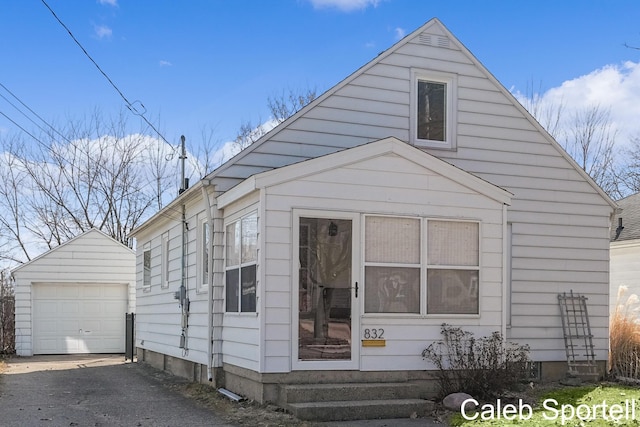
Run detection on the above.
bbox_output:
[135,17,616,235]
[11,228,134,274]
[217,136,512,209]
[204,18,616,210]
[611,193,640,242]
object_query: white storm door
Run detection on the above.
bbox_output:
[293,211,360,370]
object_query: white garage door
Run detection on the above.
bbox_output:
[32,283,127,354]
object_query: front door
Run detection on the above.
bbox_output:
[294,212,359,370]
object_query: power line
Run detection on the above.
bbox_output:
[40,0,175,150]
[0,86,183,219]
[0,83,71,144]
[0,110,47,146]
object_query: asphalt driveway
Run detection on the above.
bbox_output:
[0,354,233,427]
[0,355,445,427]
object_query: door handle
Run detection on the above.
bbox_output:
[354,282,358,298]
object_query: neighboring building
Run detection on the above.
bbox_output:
[610,193,640,312]
[131,18,615,416]
[12,228,135,356]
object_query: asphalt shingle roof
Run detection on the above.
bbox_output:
[611,192,640,242]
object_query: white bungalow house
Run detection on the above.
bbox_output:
[131,18,615,419]
[610,193,640,313]
[12,228,135,356]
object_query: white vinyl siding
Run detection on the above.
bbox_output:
[259,150,505,372]
[131,19,613,375]
[214,27,611,362]
[610,240,640,315]
[133,195,212,367]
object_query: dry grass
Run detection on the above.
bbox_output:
[610,286,640,379]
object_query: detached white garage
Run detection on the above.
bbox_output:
[12,229,135,356]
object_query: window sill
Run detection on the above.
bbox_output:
[224,312,259,317]
[361,313,480,320]
[412,139,457,151]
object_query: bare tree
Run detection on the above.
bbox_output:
[616,135,640,196]
[233,86,317,152]
[190,125,224,178]
[233,119,269,152]
[558,105,618,197]
[0,110,176,266]
[268,86,317,123]
[0,137,33,264]
[519,80,565,139]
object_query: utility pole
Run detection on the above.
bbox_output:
[179,135,188,194]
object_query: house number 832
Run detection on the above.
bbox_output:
[363,328,384,339]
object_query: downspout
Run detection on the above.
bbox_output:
[501,203,508,341]
[202,180,224,385]
[201,181,214,382]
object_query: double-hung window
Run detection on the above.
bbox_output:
[363,216,479,315]
[364,216,421,313]
[225,212,258,312]
[426,220,479,314]
[199,218,210,290]
[410,69,457,150]
[161,232,169,289]
[142,242,151,293]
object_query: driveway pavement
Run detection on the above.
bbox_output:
[0,354,233,427]
[0,355,446,427]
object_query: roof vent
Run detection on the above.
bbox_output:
[436,36,450,48]
[417,32,451,49]
[418,33,432,45]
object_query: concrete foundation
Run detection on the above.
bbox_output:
[137,347,607,405]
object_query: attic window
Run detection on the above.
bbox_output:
[410,69,457,150]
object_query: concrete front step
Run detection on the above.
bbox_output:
[287,398,435,421]
[282,382,424,404]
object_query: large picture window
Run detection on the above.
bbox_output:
[363,216,479,315]
[225,212,258,312]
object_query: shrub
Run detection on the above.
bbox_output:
[610,286,640,379]
[422,324,530,400]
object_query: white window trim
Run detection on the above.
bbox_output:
[142,241,151,293]
[161,232,169,289]
[361,215,480,317]
[410,68,457,150]
[363,214,422,315]
[197,216,210,292]
[224,210,258,314]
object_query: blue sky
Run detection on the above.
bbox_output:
[2,0,640,154]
